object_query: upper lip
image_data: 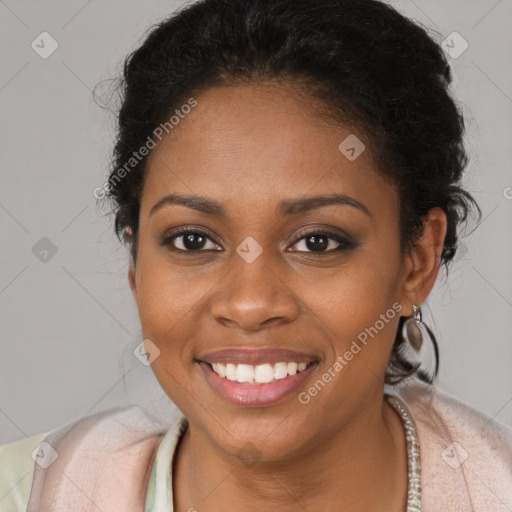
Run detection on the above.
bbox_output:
[197,348,319,366]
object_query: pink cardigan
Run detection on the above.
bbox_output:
[12,377,512,510]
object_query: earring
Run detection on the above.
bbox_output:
[402,304,423,352]
[399,303,440,384]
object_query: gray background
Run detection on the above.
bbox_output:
[1,0,511,445]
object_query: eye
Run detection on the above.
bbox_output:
[161,228,357,254]
[289,230,357,253]
[161,229,222,252]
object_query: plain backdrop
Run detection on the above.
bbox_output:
[1,0,511,445]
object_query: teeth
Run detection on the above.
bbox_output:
[216,362,226,378]
[209,361,311,384]
[254,364,274,383]
[236,364,254,383]
[287,362,297,376]
[225,363,237,381]
[274,362,288,380]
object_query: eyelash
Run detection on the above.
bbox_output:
[160,227,358,254]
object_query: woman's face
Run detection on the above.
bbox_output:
[129,83,432,461]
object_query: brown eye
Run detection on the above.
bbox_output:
[182,232,207,250]
[304,234,329,251]
[289,230,358,253]
[162,229,222,252]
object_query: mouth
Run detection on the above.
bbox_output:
[196,348,319,406]
[206,360,313,384]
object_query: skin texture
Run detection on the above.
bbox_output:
[128,82,447,512]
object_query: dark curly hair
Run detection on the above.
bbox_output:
[99,0,480,385]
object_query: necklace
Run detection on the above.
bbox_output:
[386,394,422,511]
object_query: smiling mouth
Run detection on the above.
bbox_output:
[204,361,316,385]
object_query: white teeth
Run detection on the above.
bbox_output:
[225,363,237,381]
[254,364,274,383]
[209,361,312,383]
[236,364,254,383]
[217,363,226,378]
[287,362,298,376]
[274,362,288,380]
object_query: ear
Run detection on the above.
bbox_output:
[124,227,137,296]
[128,263,137,295]
[400,207,447,316]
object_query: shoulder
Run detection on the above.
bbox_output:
[1,405,173,512]
[0,431,50,512]
[394,376,512,451]
[390,376,512,510]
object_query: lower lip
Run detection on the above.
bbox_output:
[199,361,318,407]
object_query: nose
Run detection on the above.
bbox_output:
[209,254,300,332]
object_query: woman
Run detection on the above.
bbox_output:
[1,0,511,510]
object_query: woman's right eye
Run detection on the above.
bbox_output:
[162,229,222,252]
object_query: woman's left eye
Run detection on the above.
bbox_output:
[289,231,355,253]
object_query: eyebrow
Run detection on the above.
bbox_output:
[279,193,371,217]
[150,193,226,217]
[149,193,371,218]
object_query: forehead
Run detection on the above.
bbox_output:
[141,83,396,217]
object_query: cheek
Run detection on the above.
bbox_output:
[133,263,201,407]
[134,240,209,328]
[294,248,402,365]
[133,255,206,366]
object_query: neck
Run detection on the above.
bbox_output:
[173,393,408,512]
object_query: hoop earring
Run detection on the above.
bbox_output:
[400,303,440,383]
[402,304,423,352]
